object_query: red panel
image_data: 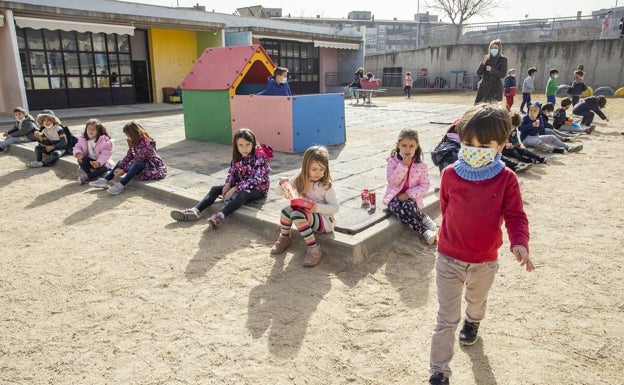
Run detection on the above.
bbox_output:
[230,95,294,153]
[180,45,275,91]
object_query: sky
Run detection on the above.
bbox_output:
[120,0,619,23]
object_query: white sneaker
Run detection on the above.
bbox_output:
[89,178,109,189]
[77,175,88,185]
[170,208,200,222]
[108,182,125,195]
[424,229,438,245]
[423,216,437,231]
[28,161,44,168]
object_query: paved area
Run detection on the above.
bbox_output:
[1,98,470,264]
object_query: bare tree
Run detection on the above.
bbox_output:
[426,0,501,42]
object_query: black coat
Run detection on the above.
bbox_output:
[475,55,508,103]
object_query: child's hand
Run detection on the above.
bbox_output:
[113,169,125,178]
[512,246,534,272]
[505,143,513,149]
[224,188,236,201]
[222,183,231,195]
[3,132,9,138]
[397,193,409,202]
[76,153,83,162]
[532,121,539,127]
[278,177,289,185]
[90,161,101,168]
[45,145,54,152]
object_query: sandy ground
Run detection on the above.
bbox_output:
[1,92,623,385]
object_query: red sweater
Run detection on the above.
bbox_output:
[437,165,529,264]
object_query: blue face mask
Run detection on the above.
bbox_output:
[490,48,499,57]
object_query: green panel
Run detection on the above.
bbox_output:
[196,31,222,57]
[182,90,232,144]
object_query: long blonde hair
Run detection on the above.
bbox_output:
[294,146,332,195]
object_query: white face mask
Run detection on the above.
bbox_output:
[459,145,498,168]
[553,75,559,79]
[44,123,53,129]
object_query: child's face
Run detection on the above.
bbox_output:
[236,138,253,157]
[86,124,97,139]
[528,106,540,119]
[42,117,54,128]
[14,111,26,121]
[308,161,326,183]
[398,138,419,159]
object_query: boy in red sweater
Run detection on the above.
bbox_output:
[428,103,535,385]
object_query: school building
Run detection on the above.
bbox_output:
[0,0,363,115]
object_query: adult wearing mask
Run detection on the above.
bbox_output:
[257,67,292,96]
[474,39,508,104]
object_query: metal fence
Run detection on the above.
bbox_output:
[325,71,476,91]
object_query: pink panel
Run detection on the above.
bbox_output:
[230,95,294,153]
[180,45,274,91]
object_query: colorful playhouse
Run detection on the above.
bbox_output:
[179,45,345,153]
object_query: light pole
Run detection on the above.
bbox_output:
[416,0,420,49]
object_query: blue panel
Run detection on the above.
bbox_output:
[291,93,346,153]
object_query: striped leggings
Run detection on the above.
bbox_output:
[279,206,325,247]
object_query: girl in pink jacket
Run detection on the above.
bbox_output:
[73,118,114,185]
[383,129,437,245]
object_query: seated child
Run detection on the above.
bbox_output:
[360,72,380,104]
[73,118,114,184]
[538,102,577,142]
[572,95,609,130]
[28,110,67,168]
[431,121,461,174]
[518,103,582,154]
[502,113,548,164]
[0,107,37,152]
[552,97,591,134]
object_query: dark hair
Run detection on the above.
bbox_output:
[231,128,257,161]
[122,120,152,147]
[561,97,573,108]
[510,112,522,127]
[596,95,607,108]
[574,70,584,77]
[457,103,510,146]
[391,128,423,163]
[541,102,555,112]
[274,67,288,76]
[549,69,559,76]
[13,107,27,114]
[528,67,537,76]
[83,118,110,141]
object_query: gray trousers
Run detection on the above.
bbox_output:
[429,253,499,377]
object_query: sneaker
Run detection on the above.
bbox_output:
[423,216,437,231]
[429,372,450,385]
[170,208,200,222]
[459,320,480,346]
[424,229,438,245]
[584,127,592,134]
[553,148,565,154]
[108,182,125,195]
[208,212,224,228]
[27,161,44,168]
[539,157,548,164]
[77,175,89,185]
[303,245,322,267]
[567,144,583,153]
[89,178,110,189]
[514,162,532,173]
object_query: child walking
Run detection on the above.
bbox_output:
[89,120,166,195]
[503,69,516,111]
[384,128,437,245]
[519,67,537,114]
[28,110,67,168]
[270,146,339,267]
[545,69,559,105]
[404,71,413,99]
[170,128,272,228]
[428,103,534,385]
[73,118,114,184]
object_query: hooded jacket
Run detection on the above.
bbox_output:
[7,114,37,141]
[257,76,292,96]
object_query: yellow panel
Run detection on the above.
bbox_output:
[149,28,198,103]
[229,49,275,97]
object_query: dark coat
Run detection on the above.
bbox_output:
[475,55,508,103]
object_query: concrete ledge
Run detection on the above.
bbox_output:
[7,142,440,267]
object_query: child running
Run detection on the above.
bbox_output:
[383,128,437,245]
[428,103,534,385]
[89,120,166,195]
[73,118,114,184]
[170,128,271,228]
[270,145,339,267]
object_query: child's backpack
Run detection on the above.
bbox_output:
[256,143,274,161]
[62,125,79,155]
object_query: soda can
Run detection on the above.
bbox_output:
[361,188,370,206]
[369,192,376,209]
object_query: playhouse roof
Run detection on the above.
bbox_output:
[179,45,275,91]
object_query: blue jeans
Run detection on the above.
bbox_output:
[195,184,263,218]
[35,144,65,166]
[520,93,531,111]
[547,94,556,104]
[104,161,145,186]
[79,156,110,181]
[0,136,31,150]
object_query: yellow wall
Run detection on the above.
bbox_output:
[149,28,198,103]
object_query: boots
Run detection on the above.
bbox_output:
[303,245,322,267]
[270,235,292,254]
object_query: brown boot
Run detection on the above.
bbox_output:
[302,245,322,267]
[270,235,292,254]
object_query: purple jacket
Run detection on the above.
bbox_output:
[382,155,430,208]
[225,153,271,195]
[72,134,115,168]
[118,136,167,181]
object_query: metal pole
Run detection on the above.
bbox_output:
[416,0,420,48]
